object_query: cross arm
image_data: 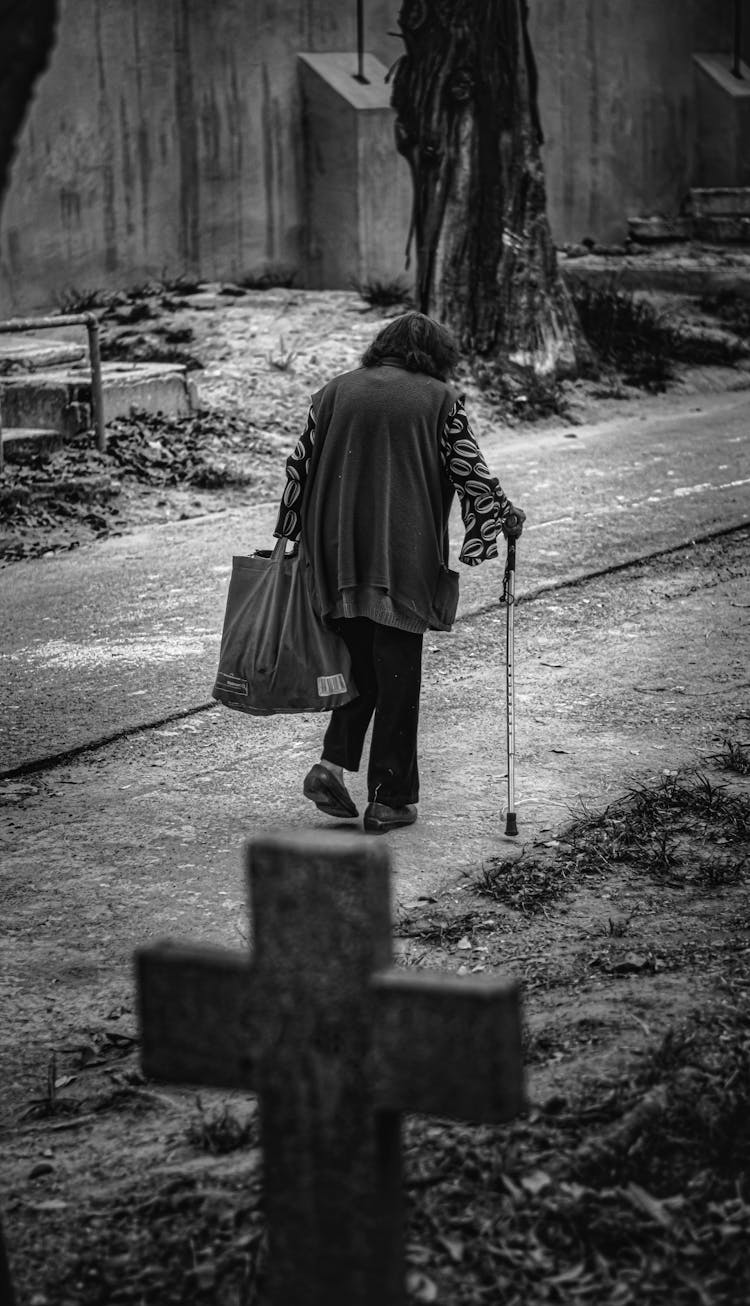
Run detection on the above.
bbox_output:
[371,969,525,1123]
[136,941,258,1091]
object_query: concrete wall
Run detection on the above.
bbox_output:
[298,52,413,288]
[0,0,402,312]
[693,54,750,188]
[0,1,736,312]
[530,0,731,245]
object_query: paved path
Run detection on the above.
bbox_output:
[1,387,748,773]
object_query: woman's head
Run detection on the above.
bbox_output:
[361,311,460,381]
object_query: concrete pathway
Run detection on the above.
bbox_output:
[0,386,747,1041]
[1,387,748,773]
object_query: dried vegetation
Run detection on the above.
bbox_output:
[479,765,750,912]
[0,410,281,563]
[4,756,748,1304]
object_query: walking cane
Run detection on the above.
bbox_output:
[502,517,521,836]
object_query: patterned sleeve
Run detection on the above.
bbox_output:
[273,405,316,541]
[440,400,512,565]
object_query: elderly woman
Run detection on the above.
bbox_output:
[274,311,524,834]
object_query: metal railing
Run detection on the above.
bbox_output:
[732,0,745,78]
[354,0,369,84]
[0,312,105,473]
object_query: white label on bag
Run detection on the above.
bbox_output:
[317,674,348,697]
[216,673,249,695]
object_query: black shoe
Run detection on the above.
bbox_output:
[363,802,418,834]
[303,764,358,819]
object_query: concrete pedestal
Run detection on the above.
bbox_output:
[298,52,413,291]
[693,54,750,187]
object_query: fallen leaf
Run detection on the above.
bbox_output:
[53,1075,76,1090]
[521,1169,552,1195]
[625,1181,674,1228]
[609,953,651,975]
[406,1271,438,1302]
[439,1236,464,1264]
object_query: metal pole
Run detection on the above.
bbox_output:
[354,0,369,83]
[732,0,744,78]
[503,536,518,837]
[85,314,107,452]
[0,312,107,452]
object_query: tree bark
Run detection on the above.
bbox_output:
[391,0,583,374]
[0,0,59,211]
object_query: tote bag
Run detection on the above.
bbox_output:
[213,538,357,715]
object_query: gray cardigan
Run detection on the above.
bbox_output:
[300,363,458,632]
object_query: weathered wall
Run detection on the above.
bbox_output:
[0,0,402,312]
[0,1,737,312]
[530,0,732,245]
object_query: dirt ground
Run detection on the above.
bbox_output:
[2,274,749,565]
[0,287,749,1304]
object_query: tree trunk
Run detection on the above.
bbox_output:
[391,0,583,375]
[0,0,59,211]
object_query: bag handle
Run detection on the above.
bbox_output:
[253,538,294,560]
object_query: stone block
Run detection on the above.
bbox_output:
[693,54,750,188]
[91,362,197,421]
[0,380,76,436]
[627,215,693,243]
[298,52,413,290]
[688,187,750,216]
[0,361,196,437]
[0,334,86,371]
[0,427,63,463]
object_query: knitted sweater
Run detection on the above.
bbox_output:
[275,363,513,632]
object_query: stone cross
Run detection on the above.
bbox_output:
[136,831,524,1306]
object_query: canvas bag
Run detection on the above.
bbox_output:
[213,538,357,715]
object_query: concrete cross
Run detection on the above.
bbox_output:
[136,830,524,1306]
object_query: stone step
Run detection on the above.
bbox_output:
[687,188,750,242]
[0,333,86,373]
[629,191,750,246]
[692,213,750,242]
[0,427,63,463]
[688,187,750,217]
[627,215,694,243]
[0,360,198,438]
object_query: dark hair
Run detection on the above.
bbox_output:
[360,311,460,380]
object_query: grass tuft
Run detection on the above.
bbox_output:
[477,766,750,909]
[471,359,573,422]
[351,276,414,308]
[571,284,748,393]
[477,852,569,914]
[55,286,116,314]
[705,739,750,776]
[185,1097,257,1155]
[239,263,298,290]
[571,286,674,392]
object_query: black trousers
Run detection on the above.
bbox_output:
[322,618,423,807]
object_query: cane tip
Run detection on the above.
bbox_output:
[504,813,519,837]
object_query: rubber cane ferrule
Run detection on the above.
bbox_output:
[505,812,518,836]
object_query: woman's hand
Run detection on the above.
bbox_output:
[502,506,526,539]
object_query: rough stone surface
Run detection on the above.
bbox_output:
[0,333,86,370]
[0,2,741,310]
[0,426,62,462]
[138,831,522,1305]
[298,52,412,290]
[0,360,196,436]
[693,54,750,188]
